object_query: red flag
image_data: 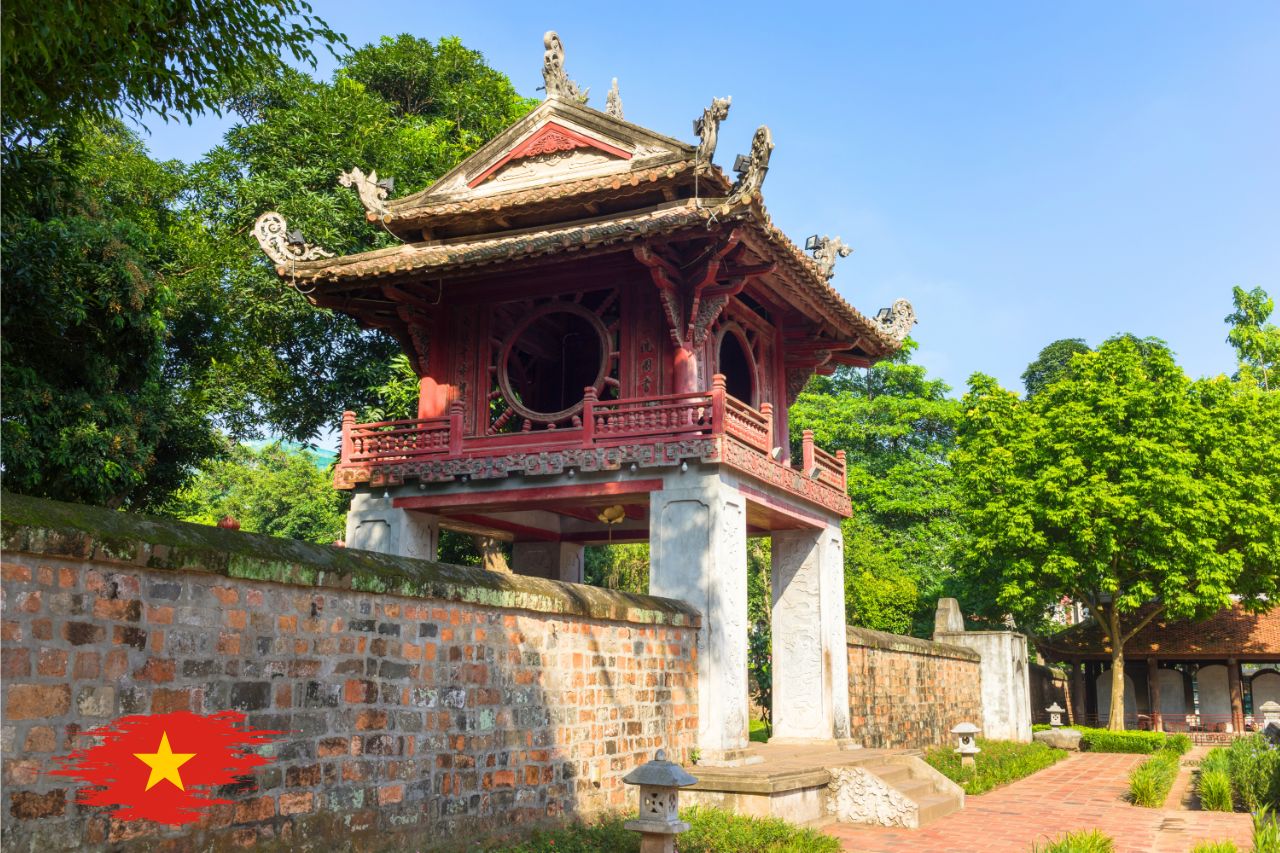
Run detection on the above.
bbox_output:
[52,711,282,825]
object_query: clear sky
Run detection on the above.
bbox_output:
[139,1,1280,395]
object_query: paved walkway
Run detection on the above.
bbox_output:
[826,751,1253,853]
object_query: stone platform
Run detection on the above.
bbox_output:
[683,742,964,829]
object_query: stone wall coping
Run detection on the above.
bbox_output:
[846,625,980,662]
[935,629,1025,638]
[0,492,701,628]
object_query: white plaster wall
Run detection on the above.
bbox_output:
[936,630,1032,742]
[1157,669,1188,716]
[345,491,439,560]
[1252,671,1280,710]
[1197,665,1231,722]
[1095,670,1137,723]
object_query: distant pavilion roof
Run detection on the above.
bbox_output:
[1040,603,1280,662]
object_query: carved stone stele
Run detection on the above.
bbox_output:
[877,298,917,343]
[338,167,390,217]
[732,125,773,199]
[542,31,587,103]
[606,78,623,119]
[810,235,852,279]
[694,96,731,164]
[252,212,334,266]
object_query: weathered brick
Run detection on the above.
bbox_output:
[10,789,65,819]
[6,684,70,719]
[344,679,377,704]
[115,625,148,649]
[152,687,196,713]
[356,709,387,730]
[1,647,31,678]
[77,686,116,717]
[37,648,68,677]
[233,796,274,824]
[93,597,142,622]
[285,764,321,787]
[2,563,32,582]
[230,682,271,711]
[73,650,101,679]
[64,621,105,645]
[134,658,175,683]
[279,791,313,815]
[24,727,56,752]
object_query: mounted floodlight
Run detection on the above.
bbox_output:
[733,153,751,174]
[805,235,821,252]
[875,306,893,324]
[286,229,306,247]
[376,176,395,194]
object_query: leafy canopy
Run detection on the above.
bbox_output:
[1225,286,1279,391]
[1021,338,1091,398]
[1,0,344,139]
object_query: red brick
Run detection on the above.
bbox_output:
[31,619,52,640]
[6,759,40,785]
[6,684,70,719]
[344,679,376,704]
[37,648,68,677]
[2,563,32,581]
[152,688,195,713]
[356,709,387,730]
[317,737,347,757]
[104,649,129,678]
[233,797,274,823]
[493,769,515,787]
[134,658,175,683]
[279,792,312,815]
[211,586,238,605]
[24,726,56,752]
[147,604,174,625]
[73,651,101,679]
[9,789,65,819]
[1,620,20,641]
[1,647,30,677]
[59,568,76,588]
[377,784,404,805]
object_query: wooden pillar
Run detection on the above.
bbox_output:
[1228,658,1245,733]
[1148,657,1162,732]
[1071,659,1086,725]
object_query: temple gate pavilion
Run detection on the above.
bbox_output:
[254,31,914,764]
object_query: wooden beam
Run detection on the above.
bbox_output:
[392,479,664,511]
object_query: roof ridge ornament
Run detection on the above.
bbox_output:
[875,299,917,343]
[542,31,588,103]
[606,78,623,119]
[253,212,334,266]
[805,235,852,279]
[693,96,731,164]
[339,167,392,219]
[731,125,773,200]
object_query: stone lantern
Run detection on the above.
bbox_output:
[1046,702,1066,728]
[952,721,981,769]
[623,749,698,853]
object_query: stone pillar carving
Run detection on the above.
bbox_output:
[511,541,585,584]
[649,471,749,764]
[345,491,439,561]
[769,522,849,744]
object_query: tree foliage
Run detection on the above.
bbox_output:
[790,342,963,636]
[1021,338,1091,398]
[1,0,344,140]
[1225,286,1279,391]
[163,442,347,543]
[953,335,1280,728]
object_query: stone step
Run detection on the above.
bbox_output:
[915,790,964,825]
[854,756,965,828]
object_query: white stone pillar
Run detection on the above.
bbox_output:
[510,541,585,584]
[770,522,850,743]
[649,471,749,763]
[345,491,439,561]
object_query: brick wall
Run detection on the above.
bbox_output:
[0,493,699,851]
[846,626,982,750]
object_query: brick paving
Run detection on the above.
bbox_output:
[827,751,1254,853]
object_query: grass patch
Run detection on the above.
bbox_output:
[1199,767,1235,812]
[1029,829,1115,852]
[750,718,769,743]
[1190,842,1240,853]
[1129,749,1180,807]
[492,806,841,853]
[1197,737,1280,813]
[924,737,1068,795]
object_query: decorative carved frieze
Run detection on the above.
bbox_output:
[808,235,852,280]
[876,298,917,343]
[786,368,812,407]
[338,167,391,218]
[694,96,731,164]
[606,78,623,119]
[252,212,334,266]
[542,31,587,103]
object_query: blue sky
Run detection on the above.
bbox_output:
[140,1,1279,395]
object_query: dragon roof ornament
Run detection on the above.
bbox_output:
[731,125,773,200]
[605,78,623,119]
[876,299,917,343]
[542,31,588,103]
[694,96,731,164]
[253,212,334,267]
[807,235,852,279]
[339,167,392,218]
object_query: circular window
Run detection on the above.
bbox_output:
[498,302,610,423]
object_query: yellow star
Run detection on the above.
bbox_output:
[133,732,196,791]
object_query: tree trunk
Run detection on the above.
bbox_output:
[1107,607,1127,731]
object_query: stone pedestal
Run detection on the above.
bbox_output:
[511,541,585,584]
[345,492,439,560]
[769,523,851,743]
[649,471,749,762]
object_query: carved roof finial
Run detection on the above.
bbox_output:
[542,31,587,103]
[731,125,773,199]
[339,167,391,218]
[693,96,731,164]
[875,299,917,343]
[806,235,852,279]
[606,78,623,119]
[253,212,334,267]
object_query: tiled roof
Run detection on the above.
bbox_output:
[1041,604,1280,660]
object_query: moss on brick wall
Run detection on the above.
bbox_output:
[0,492,698,627]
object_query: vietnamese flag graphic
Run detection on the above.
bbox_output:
[52,711,282,825]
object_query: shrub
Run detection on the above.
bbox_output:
[924,738,1068,795]
[1203,747,1232,775]
[1226,734,1280,812]
[1255,806,1280,853]
[1199,768,1235,812]
[1029,829,1115,853]
[1166,733,1193,755]
[1129,750,1180,807]
[1078,727,1168,754]
[1188,842,1238,853]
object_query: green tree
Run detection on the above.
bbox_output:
[953,336,1280,729]
[2,0,343,140]
[1021,338,1092,398]
[790,342,963,636]
[164,442,347,543]
[1,122,221,507]
[1226,286,1279,391]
